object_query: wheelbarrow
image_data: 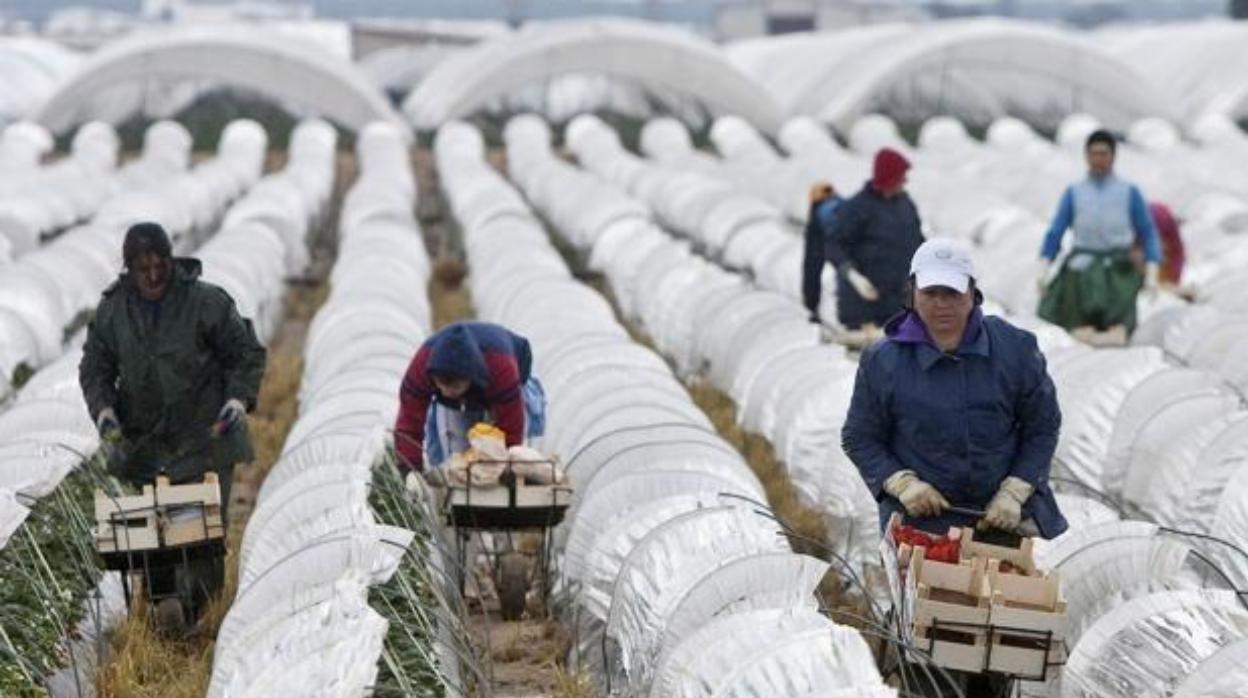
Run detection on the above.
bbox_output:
[94,472,226,631]
[438,458,572,621]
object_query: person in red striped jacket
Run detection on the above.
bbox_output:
[394,322,546,481]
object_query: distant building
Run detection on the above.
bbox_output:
[713,0,927,39]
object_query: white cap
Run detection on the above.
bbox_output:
[910,238,975,293]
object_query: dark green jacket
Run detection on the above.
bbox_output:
[79,258,266,483]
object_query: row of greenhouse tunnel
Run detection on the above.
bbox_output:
[4,19,1248,698]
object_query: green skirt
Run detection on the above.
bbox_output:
[1038,249,1143,332]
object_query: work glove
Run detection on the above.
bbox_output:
[1036,260,1052,293]
[845,267,879,301]
[884,470,950,518]
[212,398,247,437]
[96,408,122,444]
[980,476,1035,532]
[1143,262,1160,300]
[404,471,422,494]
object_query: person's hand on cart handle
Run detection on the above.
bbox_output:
[885,470,950,517]
[979,476,1034,532]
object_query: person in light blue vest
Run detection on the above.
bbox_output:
[1037,129,1161,337]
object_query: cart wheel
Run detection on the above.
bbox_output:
[154,598,187,635]
[498,552,529,621]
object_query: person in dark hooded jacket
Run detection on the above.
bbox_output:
[394,321,546,474]
[801,181,843,322]
[80,222,265,517]
[824,148,925,330]
[842,238,1067,539]
[79,222,265,620]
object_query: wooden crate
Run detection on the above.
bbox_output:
[95,483,158,553]
[898,526,1066,680]
[94,474,224,553]
[988,559,1066,635]
[906,544,992,629]
[959,527,1037,574]
[914,623,1065,679]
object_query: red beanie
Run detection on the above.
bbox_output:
[872,148,910,192]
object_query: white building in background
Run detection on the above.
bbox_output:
[714,0,927,38]
[141,0,313,22]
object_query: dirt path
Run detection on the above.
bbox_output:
[414,145,590,698]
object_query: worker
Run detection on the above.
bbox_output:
[79,222,265,618]
[1037,129,1161,339]
[801,180,843,322]
[842,238,1067,539]
[825,148,925,332]
[394,321,546,482]
[80,221,265,517]
[1148,202,1185,286]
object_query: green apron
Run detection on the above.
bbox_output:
[1038,248,1143,332]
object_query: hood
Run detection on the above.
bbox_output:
[171,257,203,282]
[426,324,490,389]
[886,308,984,352]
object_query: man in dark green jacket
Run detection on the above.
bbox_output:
[79,222,266,523]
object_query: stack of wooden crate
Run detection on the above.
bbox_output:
[896,524,1066,680]
[95,473,225,554]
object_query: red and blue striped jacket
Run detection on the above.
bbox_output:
[394,322,532,471]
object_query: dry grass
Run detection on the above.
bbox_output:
[430,256,474,329]
[684,379,875,620]
[551,664,596,698]
[95,283,329,697]
[685,381,830,555]
[96,602,213,698]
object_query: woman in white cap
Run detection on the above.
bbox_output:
[841,238,1067,538]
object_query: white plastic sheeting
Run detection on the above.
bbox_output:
[1103,21,1248,124]
[727,18,1171,133]
[406,19,782,133]
[438,119,887,696]
[0,121,53,171]
[1048,344,1248,529]
[1063,590,1248,698]
[556,114,883,570]
[0,119,262,402]
[0,118,312,560]
[0,38,81,127]
[33,27,408,136]
[0,121,119,260]
[210,121,443,697]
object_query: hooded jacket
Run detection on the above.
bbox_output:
[801,194,843,317]
[394,322,532,471]
[824,182,924,328]
[842,308,1068,538]
[79,257,266,482]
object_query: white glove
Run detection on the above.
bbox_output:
[1144,262,1160,299]
[404,471,422,494]
[884,470,950,518]
[212,398,247,436]
[1036,260,1052,292]
[981,476,1035,532]
[845,267,879,301]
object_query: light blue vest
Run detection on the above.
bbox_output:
[1070,175,1134,251]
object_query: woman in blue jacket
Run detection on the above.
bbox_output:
[842,239,1067,538]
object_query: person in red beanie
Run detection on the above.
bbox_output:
[824,147,925,331]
